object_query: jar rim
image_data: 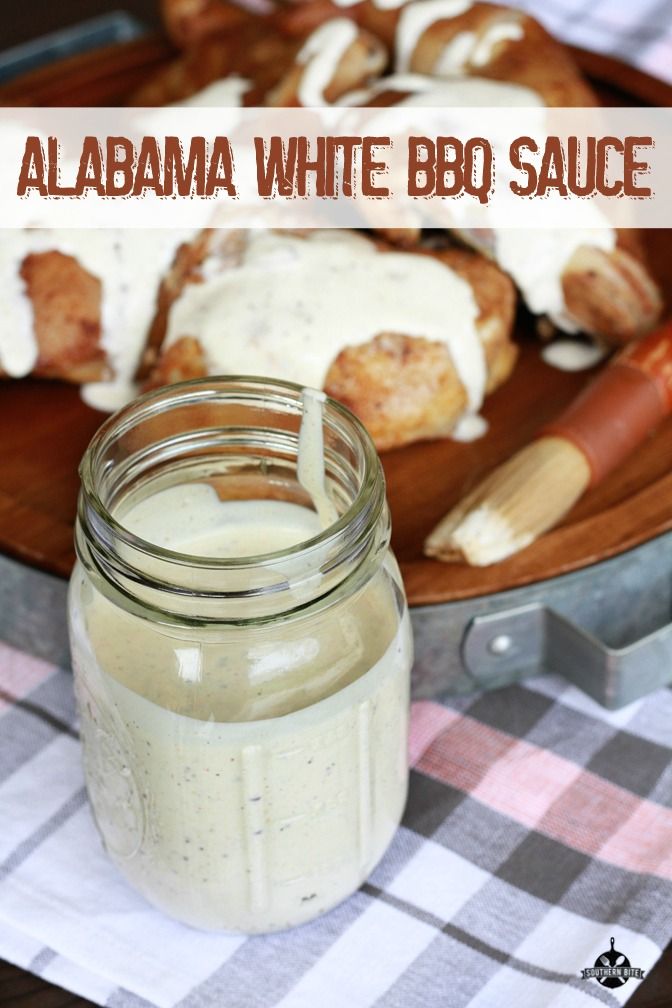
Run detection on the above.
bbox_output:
[79,375,384,573]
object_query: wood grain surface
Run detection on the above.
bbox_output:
[1,23,671,1008]
[4,315,672,605]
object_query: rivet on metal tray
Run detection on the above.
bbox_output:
[462,603,672,709]
[488,634,513,656]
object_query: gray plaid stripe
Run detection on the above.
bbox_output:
[464,684,554,742]
[28,670,78,730]
[513,0,672,43]
[176,890,373,1008]
[561,859,672,945]
[374,932,499,1008]
[363,883,621,1007]
[368,826,424,889]
[496,832,591,904]
[0,673,80,784]
[587,729,670,797]
[556,0,604,33]
[432,797,528,875]
[107,990,158,1008]
[0,786,87,880]
[624,688,672,747]
[363,881,459,932]
[0,687,78,741]
[0,706,62,785]
[525,702,614,765]
[647,760,672,806]
[614,0,672,57]
[452,876,549,955]
[0,670,79,782]
[402,771,467,838]
[28,947,57,973]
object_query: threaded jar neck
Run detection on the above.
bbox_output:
[76,376,389,625]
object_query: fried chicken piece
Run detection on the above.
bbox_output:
[132,12,387,108]
[141,229,517,450]
[17,251,108,383]
[160,0,256,50]
[130,19,300,105]
[324,333,467,450]
[272,0,594,105]
[266,21,388,106]
[562,237,663,345]
[397,4,596,105]
[324,244,516,449]
[144,336,208,389]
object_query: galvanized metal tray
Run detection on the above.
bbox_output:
[3,524,672,710]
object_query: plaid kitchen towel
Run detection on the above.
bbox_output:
[1,637,671,1008]
[487,0,672,83]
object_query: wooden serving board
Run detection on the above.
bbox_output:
[1,42,671,607]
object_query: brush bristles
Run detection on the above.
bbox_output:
[424,437,591,566]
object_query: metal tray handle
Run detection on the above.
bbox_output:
[462,603,672,709]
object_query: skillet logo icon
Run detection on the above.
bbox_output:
[581,937,645,988]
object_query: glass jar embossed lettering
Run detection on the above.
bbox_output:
[68,378,412,933]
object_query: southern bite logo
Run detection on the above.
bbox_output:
[581,937,646,989]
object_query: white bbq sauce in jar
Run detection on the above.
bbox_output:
[69,389,411,933]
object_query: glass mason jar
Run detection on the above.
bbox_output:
[68,377,412,934]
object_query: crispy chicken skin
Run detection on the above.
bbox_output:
[265,28,387,106]
[144,336,208,389]
[131,20,301,105]
[387,4,595,105]
[132,13,387,107]
[562,235,663,345]
[324,333,468,450]
[8,251,108,384]
[272,1,595,105]
[160,0,254,50]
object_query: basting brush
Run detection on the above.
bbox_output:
[425,321,672,567]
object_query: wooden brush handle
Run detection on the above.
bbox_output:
[542,321,672,486]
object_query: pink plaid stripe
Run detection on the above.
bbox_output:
[601,801,672,879]
[473,740,584,826]
[408,701,461,767]
[0,642,56,714]
[540,769,641,855]
[415,709,517,793]
[415,701,672,881]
